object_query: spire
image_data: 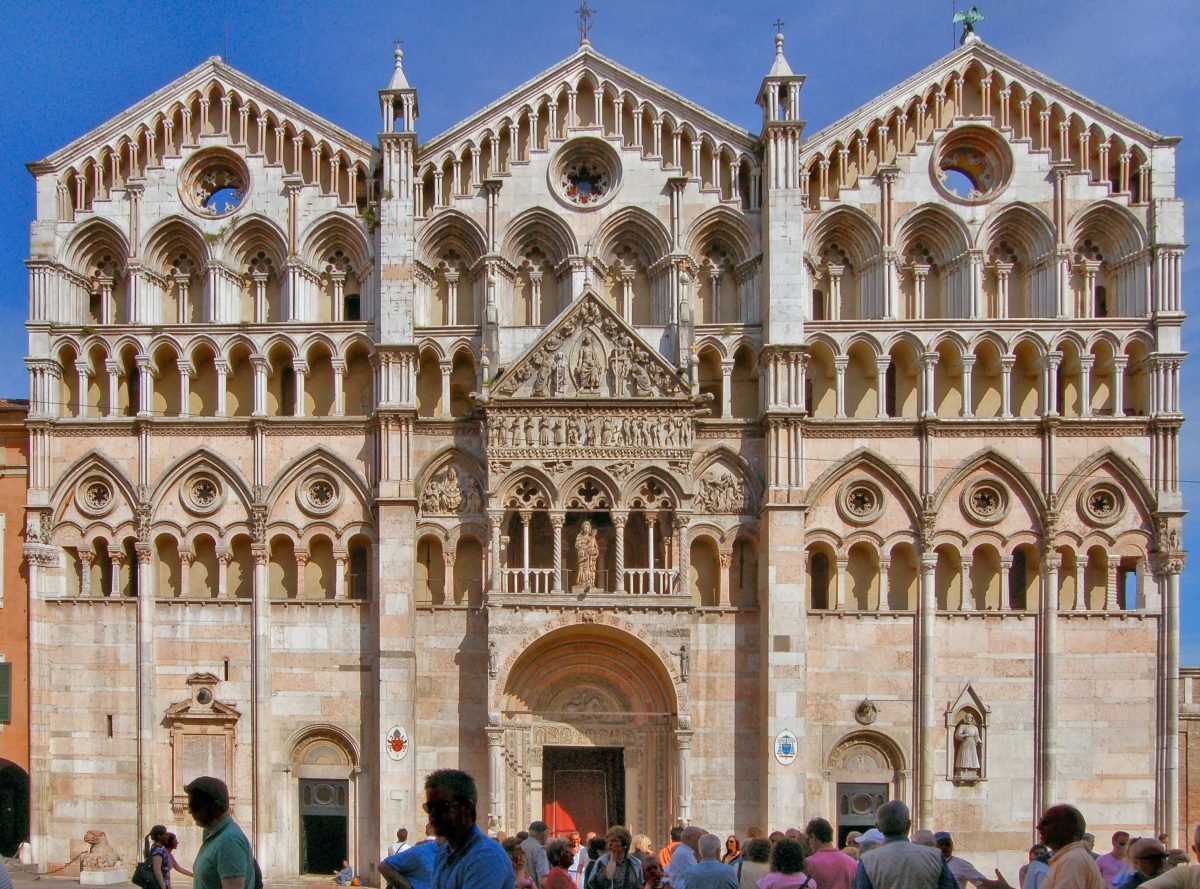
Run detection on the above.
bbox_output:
[768,30,793,77]
[387,42,410,90]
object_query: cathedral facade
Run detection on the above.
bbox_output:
[21,25,1186,878]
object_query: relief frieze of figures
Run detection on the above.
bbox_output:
[485,409,693,458]
[693,471,753,514]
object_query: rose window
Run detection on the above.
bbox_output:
[550,137,622,211]
[182,474,223,515]
[179,149,251,219]
[846,486,877,516]
[562,161,609,205]
[77,476,116,517]
[837,479,883,524]
[309,480,335,508]
[963,481,1009,525]
[1080,483,1123,527]
[190,478,219,508]
[298,474,341,516]
[84,482,111,511]
[931,125,1013,205]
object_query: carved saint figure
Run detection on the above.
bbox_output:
[574,520,600,591]
[677,642,690,681]
[954,713,982,774]
[628,357,654,396]
[575,332,605,392]
[487,640,497,678]
[531,353,552,396]
[553,350,569,395]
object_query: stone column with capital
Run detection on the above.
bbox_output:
[674,726,693,825]
[613,513,627,594]
[915,551,938,827]
[550,513,565,593]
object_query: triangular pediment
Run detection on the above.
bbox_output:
[801,40,1171,165]
[419,44,756,162]
[491,289,688,400]
[31,57,374,174]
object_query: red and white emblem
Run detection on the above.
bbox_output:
[386,725,409,761]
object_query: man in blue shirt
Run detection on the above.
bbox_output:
[184,776,256,889]
[422,769,514,889]
[379,838,441,889]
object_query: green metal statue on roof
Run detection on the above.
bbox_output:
[953,5,984,44]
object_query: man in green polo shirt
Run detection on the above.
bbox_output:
[185,777,256,889]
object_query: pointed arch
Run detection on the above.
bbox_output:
[930,447,1045,518]
[802,448,921,522]
[976,202,1056,261]
[148,447,255,515]
[50,451,139,519]
[684,205,757,264]
[499,206,579,267]
[593,206,671,262]
[62,216,130,273]
[416,208,487,266]
[298,210,373,272]
[805,205,882,268]
[1055,448,1155,520]
[143,215,210,274]
[263,445,373,516]
[414,446,486,494]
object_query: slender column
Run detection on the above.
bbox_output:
[488,512,503,593]
[292,360,308,418]
[921,353,938,418]
[1044,352,1061,417]
[675,729,693,825]
[331,359,346,417]
[1038,555,1061,813]
[105,360,120,417]
[1000,356,1015,418]
[646,511,658,595]
[439,360,452,418]
[109,549,126,597]
[961,356,975,418]
[720,361,733,418]
[486,726,504,832]
[835,557,849,610]
[999,557,1014,611]
[136,357,154,417]
[718,551,732,607]
[550,513,565,593]
[674,516,689,598]
[613,513,627,594]
[960,558,974,610]
[520,511,532,592]
[878,559,891,612]
[75,361,89,418]
[834,357,848,418]
[1105,554,1120,611]
[1112,357,1127,417]
[915,552,938,827]
[1163,564,1182,842]
[294,551,309,599]
[1074,561,1088,612]
[876,358,890,418]
[334,552,347,599]
[179,551,193,599]
[78,551,94,596]
[251,356,267,417]
[1079,356,1094,417]
[216,549,231,598]
[215,360,229,417]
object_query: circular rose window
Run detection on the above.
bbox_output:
[181,473,224,515]
[931,125,1013,205]
[550,137,622,210]
[179,148,250,218]
[837,479,884,525]
[297,472,341,516]
[76,476,116,518]
[962,480,1010,525]
[1080,482,1124,527]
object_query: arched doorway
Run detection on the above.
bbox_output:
[496,623,681,840]
[824,731,907,847]
[0,761,29,856]
[289,728,360,876]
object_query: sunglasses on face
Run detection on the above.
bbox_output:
[422,799,459,814]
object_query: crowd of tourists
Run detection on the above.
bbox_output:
[371,769,1200,889]
[134,770,1200,889]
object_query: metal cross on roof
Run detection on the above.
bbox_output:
[774,18,785,35]
[577,1,596,44]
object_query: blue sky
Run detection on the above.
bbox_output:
[2,0,1197,656]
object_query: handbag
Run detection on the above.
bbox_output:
[130,858,156,889]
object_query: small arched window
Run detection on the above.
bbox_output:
[1094,285,1109,318]
[344,293,361,321]
[811,552,830,609]
[280,367,295,416]
[813,288,827,321]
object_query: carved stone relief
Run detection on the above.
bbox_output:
[694,470,752,514]
[420,465,483,515]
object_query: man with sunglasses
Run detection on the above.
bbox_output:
[1098,833,1132,889]
[422,769,514,889]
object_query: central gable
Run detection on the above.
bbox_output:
[418,44,757,163]
[492,289,688,401]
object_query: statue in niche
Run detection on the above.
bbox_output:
[575,332,605,393]
[677,643,690,681]
[553,350,569,395]
[487,641,497,678]
[954,712,982,777]
[421,466,471,514]
[574,520,600,592]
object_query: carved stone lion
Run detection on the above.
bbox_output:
[80,830,121,870]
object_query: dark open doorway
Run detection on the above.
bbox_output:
[299,779,348,874]
[0,762,29,856]
[836,782,888,848]
[542,746,624,838]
